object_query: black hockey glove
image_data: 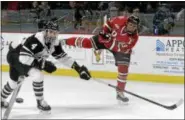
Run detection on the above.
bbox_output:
[34,59,57,73]
[99,31,111,40]
[72,62,91,80]
[78,65,91,80]
[43,60,57,73]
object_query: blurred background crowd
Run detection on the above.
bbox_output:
[1,1,184,35]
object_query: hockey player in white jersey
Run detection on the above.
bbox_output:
[1,20,91,112]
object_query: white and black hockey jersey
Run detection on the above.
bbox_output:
[10,32,75,68]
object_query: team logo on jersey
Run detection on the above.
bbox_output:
[112,30,117,37]
[115,24,120,29]
[31,44,38,50]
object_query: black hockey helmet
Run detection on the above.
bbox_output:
[43,18,59,44]
[127,15,140,26]
[44,21,59,31]
[44,17,59,31]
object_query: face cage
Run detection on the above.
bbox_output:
[44,29,58,44]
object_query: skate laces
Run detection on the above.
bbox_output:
[117,91,125,98]
[40,100,49,107]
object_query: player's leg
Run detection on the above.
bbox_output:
[27,68,51,112]
[1,50,20,108]
[66,36,93,48]
[112,52,131,103]
[117,64,129,103]
[1,68,19,108]
[66,35,106,50]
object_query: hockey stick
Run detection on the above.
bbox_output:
[92,78,183,110]
[53,13,70,22]
[3,76,24,119]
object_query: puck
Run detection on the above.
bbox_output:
[16,98,24,103]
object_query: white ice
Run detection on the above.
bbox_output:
[1,72,184,119]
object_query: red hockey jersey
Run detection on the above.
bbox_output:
[99,16,139,53]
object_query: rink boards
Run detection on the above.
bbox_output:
[1,33,184,84]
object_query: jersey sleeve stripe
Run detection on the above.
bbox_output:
[20,52,33,57]
[109,40,116,50]
[104,22,112,31]
[90,37,98,50]
[19,55,34,66]
[22,46,34,55]
[55,53,67,59]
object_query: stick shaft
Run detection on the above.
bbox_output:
[92,78,181,110]
[3,76,24,119]
[3,84,22,119]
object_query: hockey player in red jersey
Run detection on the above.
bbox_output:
[65,15,140,103]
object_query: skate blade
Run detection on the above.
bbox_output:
[39,110,51,115]
[117,100,129,106]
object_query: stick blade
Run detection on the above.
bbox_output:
[165,99,183,110]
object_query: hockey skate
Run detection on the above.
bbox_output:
[37,99,51,114]
[116,90,129,105]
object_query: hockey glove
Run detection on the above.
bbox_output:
[99,31,111,43]
[99,31,111,39]
[43,60,57,73]
[78,65,91,80]
[72,62,91,80]
[34,59,57,73]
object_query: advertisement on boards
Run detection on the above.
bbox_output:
[153,38,184,76]
[92,49,104,65]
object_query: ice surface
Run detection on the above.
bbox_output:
[1,72,184,119]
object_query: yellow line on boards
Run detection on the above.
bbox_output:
[1,65,184,84]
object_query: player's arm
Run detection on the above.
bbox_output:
[51,40,91,80]
[98,17,115,43]
[102,17,115,33]
[99,16,126,43]
[19,36,56,74]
